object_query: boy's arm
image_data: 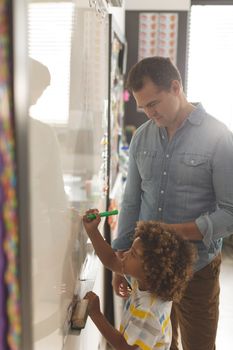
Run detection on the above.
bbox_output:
[85,292,137,350]
[83,212,122,274]
[91,311,138,350]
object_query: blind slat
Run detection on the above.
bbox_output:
[187,5,233,131]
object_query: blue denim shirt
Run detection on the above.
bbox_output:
[112,104,233,271]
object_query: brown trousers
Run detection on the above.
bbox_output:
[170,254,221,350]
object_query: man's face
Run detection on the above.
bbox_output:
[133,78,181,129]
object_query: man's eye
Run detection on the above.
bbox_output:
[149,102,157,108]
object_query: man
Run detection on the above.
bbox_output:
[112,56,233,350]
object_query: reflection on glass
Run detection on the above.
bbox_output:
[27,1,109,348]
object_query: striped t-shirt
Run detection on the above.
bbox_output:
[119,279,172,350]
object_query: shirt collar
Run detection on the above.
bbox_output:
[158,103,206,138]
[187,103,205,125]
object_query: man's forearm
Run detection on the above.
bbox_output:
[161,221,203,240]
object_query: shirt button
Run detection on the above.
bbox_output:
[166,154,169,158]
[161,190,164,194]
[162,135,165,139]
[163,171,167,175]
[158,208,162,212]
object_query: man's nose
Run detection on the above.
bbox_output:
[145,106,157,118]
[147,109,157,119]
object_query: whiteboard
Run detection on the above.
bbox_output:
[27,1,109,349]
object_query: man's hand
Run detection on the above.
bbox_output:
[159,221,203,241]
[112,272,131,298]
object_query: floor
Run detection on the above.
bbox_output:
[216,242,233,349]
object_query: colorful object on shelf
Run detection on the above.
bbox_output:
[0,1,21,349]
[107,199,118,232]
[123,89,130,102]
[138,12,178,64]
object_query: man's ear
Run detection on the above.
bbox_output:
[170,80,181,95]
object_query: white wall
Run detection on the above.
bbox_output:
[75,0,125,34]
[125,0,190,11]
[109,5,125,34]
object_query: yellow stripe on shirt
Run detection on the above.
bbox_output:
[155,342,166,348]
[134,338,152,350]
[130,304,151,319]
[161,315,170,334]
[124,331,166,350]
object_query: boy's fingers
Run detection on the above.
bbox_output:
[84,209,100,218]
[84,291,92,300]
[86,208,99,214]
[85,291,96,298]
[84,210,101,223]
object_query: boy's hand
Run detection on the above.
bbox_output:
[83,209,101,234]
[84,291,101,317]
[112,272,131,298]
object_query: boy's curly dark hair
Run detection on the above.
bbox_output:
[134,221,197,302]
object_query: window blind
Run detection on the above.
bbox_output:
[187,5,233,131]
[28,2,74,124]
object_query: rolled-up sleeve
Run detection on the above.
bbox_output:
[196,129,233,248]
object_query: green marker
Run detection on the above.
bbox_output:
[87,209,118,220]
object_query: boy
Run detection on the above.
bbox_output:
[83,209,196,350]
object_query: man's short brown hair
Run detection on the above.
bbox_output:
[126,56,182,93]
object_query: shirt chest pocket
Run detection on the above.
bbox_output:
[178,154,211,186]
[136,150,157,180]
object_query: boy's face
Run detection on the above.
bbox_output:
[121,237,145,280]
